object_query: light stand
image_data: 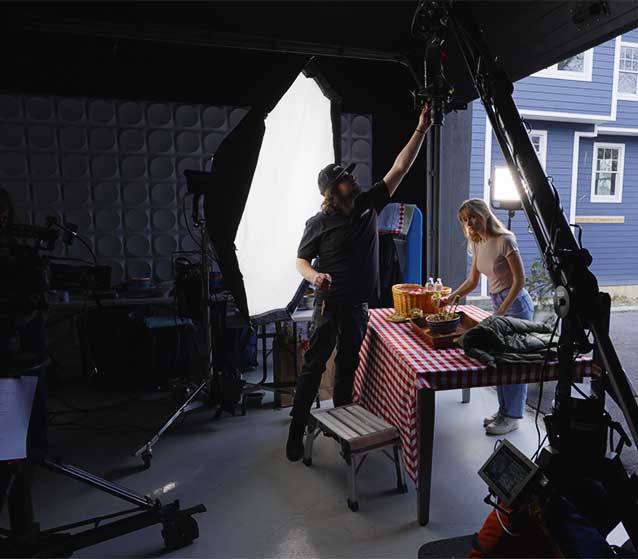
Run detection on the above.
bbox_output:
[133,197,218,468]
[423,44,449,281]
[411,2,466,281]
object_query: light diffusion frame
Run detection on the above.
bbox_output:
[234,73,334,317]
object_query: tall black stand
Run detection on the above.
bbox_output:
[134,218,217,467]
[425,125,441,281]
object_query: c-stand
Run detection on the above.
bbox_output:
[412,1,638,553]
[0,230,205,557]
[133,194,219,467]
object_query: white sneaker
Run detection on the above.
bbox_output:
[483,411,503,427]
[485,416,520,436]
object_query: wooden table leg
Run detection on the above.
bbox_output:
[417,388,435,526]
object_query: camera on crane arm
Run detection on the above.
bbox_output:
[410,0,465,125]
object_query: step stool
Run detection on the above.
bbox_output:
[303,404,408,512]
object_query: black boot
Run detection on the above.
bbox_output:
[286,417,306,462]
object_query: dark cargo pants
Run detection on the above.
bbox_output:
[291,302,369,425]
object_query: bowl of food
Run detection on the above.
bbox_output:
[425,311,462,335]
[408,307,429,328]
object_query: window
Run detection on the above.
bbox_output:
[529,130,547,169]
[619,43,638,99]
[590,143,625,203]
[534,50,593,81]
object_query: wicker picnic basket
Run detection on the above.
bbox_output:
[391,284,452,316]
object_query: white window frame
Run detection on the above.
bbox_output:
[618,41,638,101]
[534,49,594,81]
[590,142,625,204]
[529,130,547,169]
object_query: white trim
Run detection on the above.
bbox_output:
[481,115,492,297]
[481,112,492,297]
[598,126,638,136]
[483,117,492,203]
[529,129,547,169]
[520,109,610,123]
[570,128,598,224]
[534,49,594,81]
[519,37,622,124]
[590,142,625,203]
[611,36,621,120]
[618,41,638,100]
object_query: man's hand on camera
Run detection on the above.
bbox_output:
[313,272,332,291]
[418,104,432,133]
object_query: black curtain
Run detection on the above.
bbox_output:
[203,57,309,322]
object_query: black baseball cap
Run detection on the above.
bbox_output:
[317,163,356,195]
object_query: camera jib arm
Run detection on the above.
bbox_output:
[413,0,638,549]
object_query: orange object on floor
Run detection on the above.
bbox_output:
[469,506,563,558]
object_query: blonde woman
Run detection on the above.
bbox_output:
[446,198,534,435]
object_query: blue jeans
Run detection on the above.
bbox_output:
[490,287,534,419]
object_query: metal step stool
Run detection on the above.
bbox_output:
[303,404,408,511]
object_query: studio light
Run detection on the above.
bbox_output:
[490,165,522,211]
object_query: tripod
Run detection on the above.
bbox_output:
[134,210,218,468]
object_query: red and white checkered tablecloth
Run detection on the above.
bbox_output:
[353,306,592,483]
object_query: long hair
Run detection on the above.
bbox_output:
[0,188,15,225]
[321,183,359,215]
[321,186,341,214]
[458,198,512,243]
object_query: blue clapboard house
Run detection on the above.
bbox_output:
[469,27,638,296]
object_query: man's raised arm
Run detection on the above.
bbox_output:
[383,105,431,196]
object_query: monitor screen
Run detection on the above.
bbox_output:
[482,444,534,498]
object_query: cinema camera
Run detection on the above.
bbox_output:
[0,222,205,557]
[0,222,111,313]
[412,0,638,554]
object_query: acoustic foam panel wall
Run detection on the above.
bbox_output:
[0,92,371,284]
[0,94,246,283]
[341,113,372,190]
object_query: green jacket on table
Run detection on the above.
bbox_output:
[455,315,556,369]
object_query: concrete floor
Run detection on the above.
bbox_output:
[6,384,552,558]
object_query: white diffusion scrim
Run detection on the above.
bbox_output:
[235,73,332,316]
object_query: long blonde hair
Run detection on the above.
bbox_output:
[458,198,512,243]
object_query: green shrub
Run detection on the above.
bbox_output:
[525,258,554,312]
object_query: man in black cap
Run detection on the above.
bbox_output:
[287,106,431,461]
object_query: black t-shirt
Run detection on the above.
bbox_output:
[297,181,390,304]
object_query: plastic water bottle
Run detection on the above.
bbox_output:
[434,278,443,293]
[425,277,434,292]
